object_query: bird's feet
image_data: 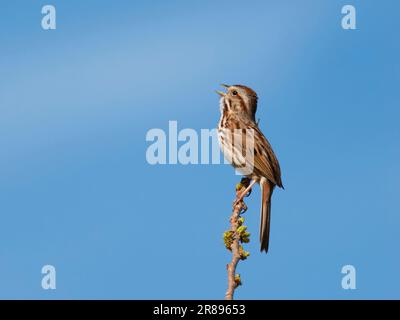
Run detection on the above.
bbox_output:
[233,178,256,209]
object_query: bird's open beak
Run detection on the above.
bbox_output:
[215,84,230,96]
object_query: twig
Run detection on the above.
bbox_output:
[224,178,251,300]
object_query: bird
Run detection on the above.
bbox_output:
[216,84,283,253]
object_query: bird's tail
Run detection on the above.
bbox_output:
[260,177,273,253]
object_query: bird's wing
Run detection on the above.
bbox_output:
[252,126,283,188]
[222,125,283,187]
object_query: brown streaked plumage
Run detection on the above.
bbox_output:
[217,84,283,253]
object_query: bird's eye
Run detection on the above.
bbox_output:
[232,90,238,96]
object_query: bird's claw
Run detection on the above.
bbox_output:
[232,198,248,213]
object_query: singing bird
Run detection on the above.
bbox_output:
[216,84,283,253]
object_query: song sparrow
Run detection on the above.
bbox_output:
[216,84,283,253]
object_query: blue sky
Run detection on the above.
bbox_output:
[0,0,399,299]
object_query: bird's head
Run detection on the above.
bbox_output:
[216,84,258,121]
